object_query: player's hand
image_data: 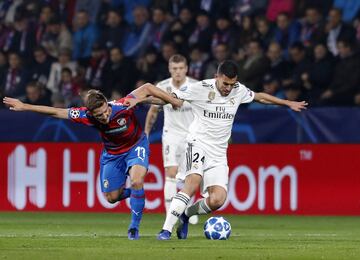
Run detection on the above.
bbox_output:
[3,97,26,111]
[288,101,308,112]
[123,97,140,110]
[171,98,183,110]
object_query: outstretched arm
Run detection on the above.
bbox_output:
[128,83,183,109]
[3,97,69,119]
[254,92,308,112]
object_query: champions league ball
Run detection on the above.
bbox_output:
[204,216,231,240]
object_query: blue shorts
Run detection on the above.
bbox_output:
[100,135,149,193]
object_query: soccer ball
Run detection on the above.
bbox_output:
[204,216,231,240]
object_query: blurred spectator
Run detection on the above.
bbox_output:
[1,0,23,24]
[22,81,51,106]
[0,52,28,98]
[152,0,198,17]
[230,0,268,26]
[155,41,179,79]
[122,6,151,58]
[301,43,335,105]
[273,12,301,58]
[136,47,164,83]
[117,0,151,24]
[40,16,72,58]
[161,41,178,63]
[57,67,81,107]
[266,0,295,22]
[284,42,311,90]
[0,51,7,76]
[147,7,169,51]
[100,8,128,50]
[30,46,55,86]
[103,47,137,97]
[35,5,54,46]
[51,92,66,108]
[238,39,270,91]
[299,7,325,48]
[283,82,304,101]
[294,0,333,18]
[85,45,108,90]
[188,10,213,53]
[355,14,360,43]
[188,45,207,80]
[266,41,291,81]
[333,0,360,23]
[75,0,101,24]
[248,73,285,109]
[72,10,98,63]
[211,14,238,53]
[319,39,360,106]
[255,15,275,49]
[204,43,230,79]
[163,6,196,47]
[236,15,257,48]
[197,0,231,18]
[47,48,77,95]
[325,8,356,56]
[3,15,36,61]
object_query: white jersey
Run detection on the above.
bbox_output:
[156,77,198,137]
[173,79,255,159]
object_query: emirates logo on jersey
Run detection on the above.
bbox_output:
[117,118,127,126]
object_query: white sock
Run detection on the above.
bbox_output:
[164,177,177,212]
[162,192,190,232]
[185,198,212,217]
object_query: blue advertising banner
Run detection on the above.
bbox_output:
[0,107,359,143]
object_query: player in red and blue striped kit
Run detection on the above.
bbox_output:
[3,83,182,240]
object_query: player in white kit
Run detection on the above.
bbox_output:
[156,60,308,240]
[144,54,199,224]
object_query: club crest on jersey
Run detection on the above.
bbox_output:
[208,91,215,101]
[70,109,80,119]
[103,179,109,189]
[166,87,172,93]
[230,98,235,105]
[117,118,127,126]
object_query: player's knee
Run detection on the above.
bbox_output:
[130,179,144,189]
[208,194,226,210]
[104,192,120,204]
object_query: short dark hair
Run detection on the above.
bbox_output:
[85,89,107,111]
[61,67,72,75]
[169,54,187,64]
[289,41,305,52]
[217,60,238,78]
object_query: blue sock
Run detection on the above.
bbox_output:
[129,188,145,230]
[118,188,131,201]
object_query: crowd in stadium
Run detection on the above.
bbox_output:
[1,0,360,109]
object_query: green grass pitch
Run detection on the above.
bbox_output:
[1,212,360,259]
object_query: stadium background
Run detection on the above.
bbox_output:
[1,0,360,259]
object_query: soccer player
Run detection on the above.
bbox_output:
[155,60,308,240]
[144,54,199,224]
[3,83,182,240]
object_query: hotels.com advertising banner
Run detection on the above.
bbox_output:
[0,143,360,215]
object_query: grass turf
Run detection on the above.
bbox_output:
[0,212,360,259]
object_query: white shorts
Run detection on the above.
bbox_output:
[162,133,186,168]
[176,141,229,197]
